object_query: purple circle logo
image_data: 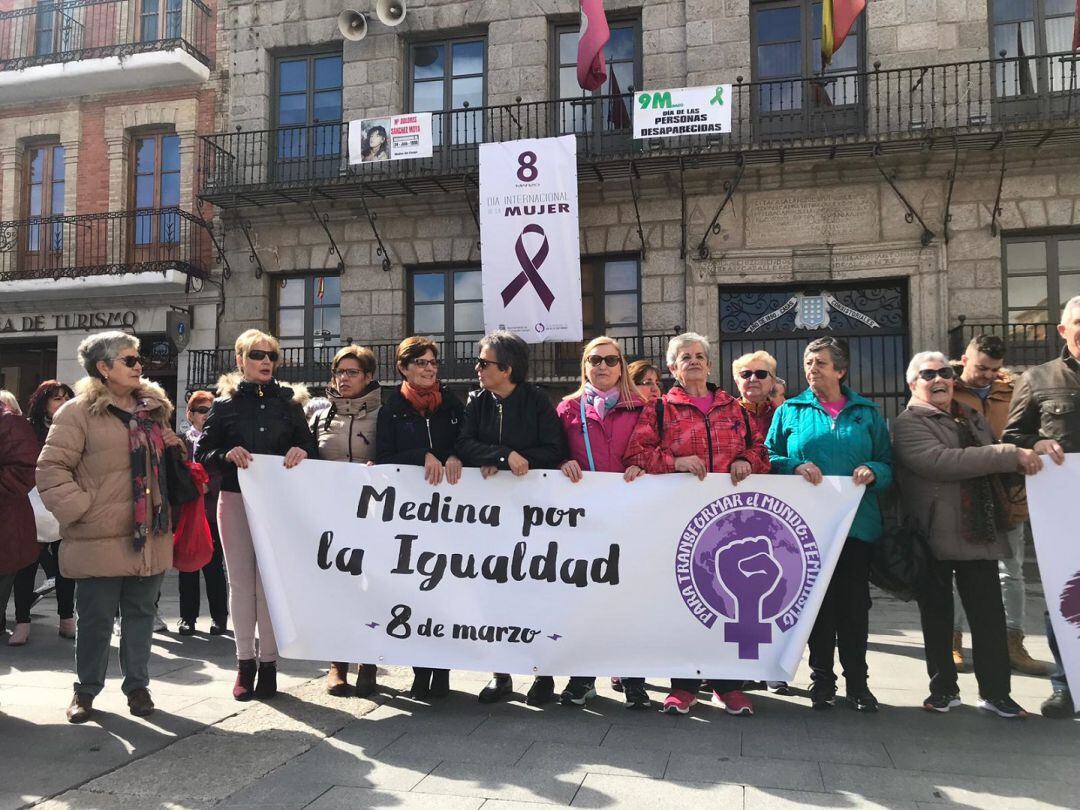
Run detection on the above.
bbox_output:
[676,491,821,659]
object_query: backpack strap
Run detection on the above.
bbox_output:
[655,398,664,440]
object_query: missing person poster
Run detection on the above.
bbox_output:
[348,113,434,164]
[633,85,733,140]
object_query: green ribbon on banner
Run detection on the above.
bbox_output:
[709,86,725,106]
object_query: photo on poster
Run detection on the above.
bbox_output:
[360,119,392,162]
[349,113,434,164]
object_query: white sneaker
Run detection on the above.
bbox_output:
[113,618,122,637]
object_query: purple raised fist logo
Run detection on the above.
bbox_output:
[676,492,820,659]
[1061,570,1080,632]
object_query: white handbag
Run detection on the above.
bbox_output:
[29,487,61,544]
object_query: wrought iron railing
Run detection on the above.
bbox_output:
[0,207,211,281]
[947,318,1060,369]
[186,333,674,392]
[200,54,1080,196]
[0,0,211,72]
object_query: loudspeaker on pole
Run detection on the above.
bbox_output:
[337,9,368,40]
[375,0,406,26]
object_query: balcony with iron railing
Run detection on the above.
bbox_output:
[199,53,1080,206]
[947,317,1063,369]
[0,207,212,289]
[0,0,212,103]
[186,333,675,394]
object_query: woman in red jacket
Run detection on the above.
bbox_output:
[624,332,771,717]
[556,336,648,708]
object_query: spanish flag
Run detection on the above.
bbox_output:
[821,0,866,66]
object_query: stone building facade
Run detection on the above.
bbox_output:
[193,0,1079,414]
[0,0,228,406]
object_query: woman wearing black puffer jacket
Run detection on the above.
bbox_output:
[376,336,465,700]
[195,329,318,702]
[455,330,567,707]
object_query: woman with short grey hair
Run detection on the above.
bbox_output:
[905,351,950,384]
[37,331,183,723]
[666,332,711,369]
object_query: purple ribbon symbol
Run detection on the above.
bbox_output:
[501,224,555,311]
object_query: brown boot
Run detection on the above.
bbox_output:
[66,692,94,724]
[127,687,155,717]
[355,663,378,697]
[1008,629,1052,676]
[952,631,966,672]
[327,662,352,697]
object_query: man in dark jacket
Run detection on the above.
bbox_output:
[0,404,45,636]
[1002,295,1080,719]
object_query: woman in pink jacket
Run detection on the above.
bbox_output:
[556,336,649,709]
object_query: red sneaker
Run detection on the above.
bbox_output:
[661,689,698,715]
[716,689,754,716]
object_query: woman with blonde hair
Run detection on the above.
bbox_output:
[627,359,663,403]
[195,329,317,701]
[314,344,383,699]
[556,336,648,707]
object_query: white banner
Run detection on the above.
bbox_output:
[348,113,433,164]
[634,85,733,140]
[239,458,864,680]
[1026,454,1080,703]
[479,135,582,343]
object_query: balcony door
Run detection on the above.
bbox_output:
[34,0,82,57]
[21,143,65,275]
[139,0,183,43]
[751,0,864,140]
[408,38,485,170]
[131,132,181,265]
[273,52,343,184]
[275,274,341,386]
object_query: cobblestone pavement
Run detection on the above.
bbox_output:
[1,569,1076,810]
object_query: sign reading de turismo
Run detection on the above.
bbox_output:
[633,85,733,140]
[239,459,863,680]
[479,135,583,343]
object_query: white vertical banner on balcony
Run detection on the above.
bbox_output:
[479,135,583,344]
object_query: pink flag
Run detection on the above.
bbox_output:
[577,0,610,91]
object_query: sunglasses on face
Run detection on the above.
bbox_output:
[739,369,771,380]
[410,358,440,369]
[247,350,279,363]
[333,368,364,379]
[190,406,211,415]
[587,354,621,368]
[917,367,955,382]
[115,355,143,368]
[475,358,506,371]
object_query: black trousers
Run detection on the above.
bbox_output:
[38,542,75,620]
[918,559,1010,699]
[809,537,872,691]
[178,522,229,624]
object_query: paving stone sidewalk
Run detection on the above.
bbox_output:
[2,570,1076,809]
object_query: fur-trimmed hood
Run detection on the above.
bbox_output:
[74,376,174,421]
[214,372,309,404]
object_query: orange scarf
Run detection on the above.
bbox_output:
[401,381,442,417]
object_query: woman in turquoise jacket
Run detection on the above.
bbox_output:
[766,337,893,714]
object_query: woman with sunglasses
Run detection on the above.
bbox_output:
[624,332,771,717]
[177,391,228,637]
[195,329,317,702]
[9,380,77,645]
[37,332,183,723]
[628,360,663,403]
[766,337,892,713]
[376,336,465,700]
[313,345,383,699]
[557,337,649,709]
[456,330,568,705]
[892,351,1037,719]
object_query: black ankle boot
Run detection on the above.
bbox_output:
[411,667,432,699]
[233,659,257,701]
[253,661,277,699]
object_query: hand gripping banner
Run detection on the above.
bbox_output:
[239,459,863,680]
[480,135,583,343]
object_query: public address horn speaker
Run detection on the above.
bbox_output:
[375,0,406,26]
[337,9,368,41]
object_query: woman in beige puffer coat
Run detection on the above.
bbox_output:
[37,331,183,724]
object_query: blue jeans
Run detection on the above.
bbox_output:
[1046,611,1070,694]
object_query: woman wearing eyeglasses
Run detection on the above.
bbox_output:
[195,329,317,702]
[312,345,383,699]
[628,360,663,403]
[766,337,892,714]
[177,391,228,637]
[557,337,648,709]
[624,332,771,717]
[376,336,464,700]
[456,330,568,705]
[37,332,184,723]
[892,351,1037,719]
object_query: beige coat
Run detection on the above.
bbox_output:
[36,377,175,579]
[313,385,381,463]
[891,398,1018,561]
